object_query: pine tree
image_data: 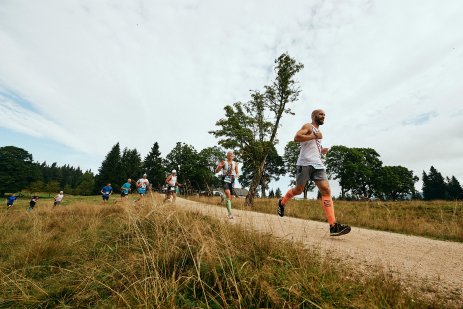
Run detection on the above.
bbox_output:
[268,189,275,198]
[275,188,282,198]
[97,143,121,192]
[144,142,166,190]
[422,166,446,200]
[121,148,143,183]
[446,176,463,200]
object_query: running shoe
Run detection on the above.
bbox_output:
[329,222,351,236]
[227,214,234,219]
[277,199,285,217]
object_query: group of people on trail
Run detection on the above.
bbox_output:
[5,191,64,212]
[99,171,181,204]
[4,108,350,237]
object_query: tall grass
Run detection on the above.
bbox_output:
[0,195,449,307]
[189,196,463,242]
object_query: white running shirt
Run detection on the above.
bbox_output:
[137,178,149,189]
[222,161,237,176]
[55,194,64,202]
[167,175,177,186]
[296,126,325,169]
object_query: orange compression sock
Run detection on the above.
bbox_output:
[321,195,336,225]
[281,189,295,205]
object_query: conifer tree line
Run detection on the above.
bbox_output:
[1,144,462,201]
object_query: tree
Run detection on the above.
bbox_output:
[446,176,463,200]
[422,166,446,200]
[198,146,224,193]
[121,148,143,184]
[325,146,357,198]
[166,143,210,193]
[326,146,383,199]
[96,143,122,192]
[239,145,285,198]
[283,141,315,199]
[0,146,40,195]
[45,180,60,197]
[377,166,418,200]
[75,171,95,196]
[268,189,275,198]
[210,53,303,205]
[143,142,167,191]
[275,188,282,198]
[28,180,45,194]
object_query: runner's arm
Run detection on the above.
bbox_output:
[294,123,321,142]
[215,160,225,173]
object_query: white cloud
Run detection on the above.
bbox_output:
[1,0,462,190]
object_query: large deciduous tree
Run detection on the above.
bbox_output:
[377,166,418,200]
[326,146,382,199]
[210,53,303,205]
[0,146,40,195]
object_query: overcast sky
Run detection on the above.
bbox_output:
[1,0,462,196]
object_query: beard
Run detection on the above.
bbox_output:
[315,117,324,125]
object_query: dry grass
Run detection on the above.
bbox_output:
[0,194,447,307]
[189,196,463,242]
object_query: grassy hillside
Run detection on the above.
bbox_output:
[0,195,448,307]
[189,196,463,242]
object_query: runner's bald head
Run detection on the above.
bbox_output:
[311,109,324,119]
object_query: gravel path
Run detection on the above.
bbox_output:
[174,197,463,304]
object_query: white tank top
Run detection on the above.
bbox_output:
[222,161,237,176]
[296,126,325,169]
[168,175,177,186]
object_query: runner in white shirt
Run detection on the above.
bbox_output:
[135,174,150,204]
[164,170,180,203]
[216,151,239,219]
[277,109,351,236]
[53,191,64,208]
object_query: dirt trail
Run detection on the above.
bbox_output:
[174,197,463,303]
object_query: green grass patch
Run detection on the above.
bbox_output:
[0,196,446,307]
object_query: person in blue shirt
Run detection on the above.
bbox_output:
[6,194,18,209]
[100,183,113,204]
[120,179,132,199]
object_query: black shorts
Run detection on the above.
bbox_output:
[102,195,110,200]
[121,192,128,197]
[222,176,235,195]
[29,201,36,208]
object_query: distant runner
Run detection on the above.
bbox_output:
[6,194,18,210]
[28,195,39,212]
[278,109,351,236]
[101,183,113,204]
[120,179,132,199]
[135,174,149,203]
[164,170,180,203]
[216,151,239,219]
[53,191,64,208]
